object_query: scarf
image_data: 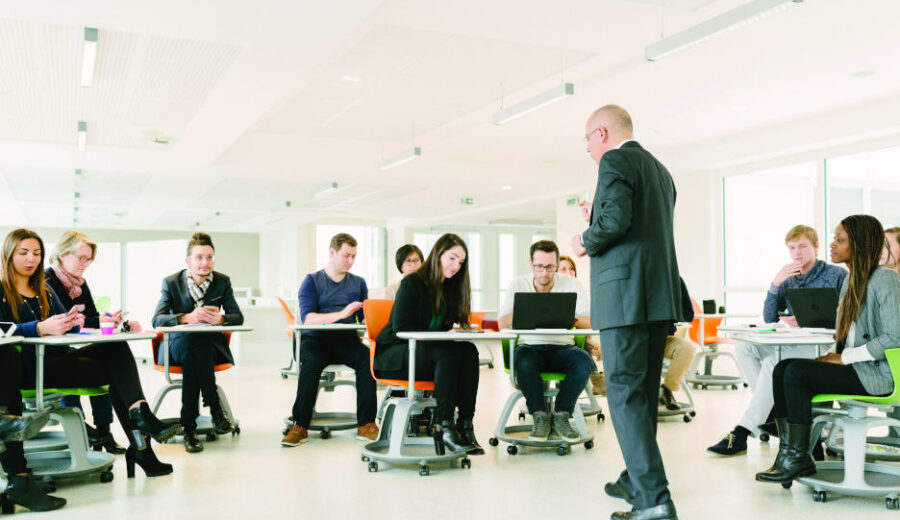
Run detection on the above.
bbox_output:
[184,270,213,308]
[52,266,85,300]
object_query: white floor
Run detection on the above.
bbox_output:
[14,339,895,519]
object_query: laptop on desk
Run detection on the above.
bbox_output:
[511,292,577,330]
[785,288,839,329]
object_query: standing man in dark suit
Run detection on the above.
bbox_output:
[571,105,682,520]
[152,232,244,453]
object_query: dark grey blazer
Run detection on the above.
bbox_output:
[842,267,900,395]
[151,270,244,364]
[582,141,682,330]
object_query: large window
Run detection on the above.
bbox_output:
[826,145,900,232]
[315,225,385,289]
[722,162,818,315]
[124,239,186,327]
[498,233,516,300]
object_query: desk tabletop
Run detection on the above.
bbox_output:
[288,324,366,331]
[0,335,24,346]
[398,331,517,341]
[155,325,254,334]
[696,313,758,319]
[502,328,600,336]
[728,332,835,346]
[720,324,836,335]
[20,332,157,345]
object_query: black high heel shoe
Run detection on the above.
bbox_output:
[436,420,473,454]
[126,441,174,478]
[87,424,126,455]
[128,402,181,443]
[455,419,485,455]
[0,474,66,513]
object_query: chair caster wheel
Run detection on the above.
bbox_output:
[100,470,114,483]
[731,385,738,390]
[205,433,217,442]
[813,490,826,502]
[689,411,696,417]
[361,455,369,462]
[702,385,708,390]
[825,447,840,458]
[759,433,770,443]
[517,413,526,421]
[418,465,430,476]
[556,446,568,456]
[597,414,605,422]
[320,429,331,439]
[368,461,378,473]
[461,458,471,469]
[41,478,56,493]
[488,437,499,447]
[233,427,240,436]
[507,445,518,455]
[584,440,594,449]
[280,374,288,379]
[488,364,494,369]
[781,481,792,489]
[743,382,749,388]
[683,415,692,423]
[886,497,900,510]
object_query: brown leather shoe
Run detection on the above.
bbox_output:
[281,425,308,447]
[356,422,379,441]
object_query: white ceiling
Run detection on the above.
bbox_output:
[1,0,900,231]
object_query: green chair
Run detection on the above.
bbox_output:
[796,348,900,510]
[93,296,111,315]
[487,335,598,456]
[22,386,115,489]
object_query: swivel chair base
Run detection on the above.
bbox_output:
[23,406,114,488]
[657,384,697,423]
[490,389,594,456]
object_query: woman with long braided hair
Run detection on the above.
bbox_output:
[755,215,900,484]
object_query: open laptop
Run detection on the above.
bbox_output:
[511,292,577,330]
[785,287,839,329]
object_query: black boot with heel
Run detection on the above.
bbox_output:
[436,420,473,453]
[126,438,173,479]
[755,421,817,483]
[128,402,181,443]
[0,474,66,513]
[455,419,484,455]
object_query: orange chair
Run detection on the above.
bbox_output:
[469,312,495,369]
[684,299,747,390]
[360,299,471,475]
[149,331,240,440]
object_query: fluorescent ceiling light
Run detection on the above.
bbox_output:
[377,147,421,170]
[81,27,98,87]
[493,83,574,125]
[77,121,87,151]
[645,0,803,62]
[312,182,339,198]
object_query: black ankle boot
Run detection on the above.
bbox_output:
[437,420,473,453]
[1,474,66,513]
[128,402,181,443]
[0,412,49,442]
[126,440,174,478]
[210,405,234,435]
[88,424,126,455]
[455,419,484,455]
[756,422,817,483]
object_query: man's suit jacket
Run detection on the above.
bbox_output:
[151,270,244,364]
[582,141,682,330]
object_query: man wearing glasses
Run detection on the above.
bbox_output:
[498,240,594,442]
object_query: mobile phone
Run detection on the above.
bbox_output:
[203,305,219,311]
[0,322,16,336]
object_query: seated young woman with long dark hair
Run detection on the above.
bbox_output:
[756,215,900,484]
[374,233,484,454]
[0,229,179,512]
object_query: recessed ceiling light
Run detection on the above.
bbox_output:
[340,75,363,82]
[850,70,876,78]
[501,185,512,191]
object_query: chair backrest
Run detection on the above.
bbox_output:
[151,330,233,368]
[93,296,111,314]
[362,299,395,380]
[812,348,900,405]
[687,298,722,344]
[277,297,296,339]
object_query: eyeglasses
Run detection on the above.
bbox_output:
[67,254,92,265]
[583,127,601,143]
[532,264,558,273]
[404,257,422,264]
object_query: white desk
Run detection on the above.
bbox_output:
[20,332,157,412]
[727,331,835,363]
[155,325,253,382]
[396,331,516,401]
[281,323,367,379]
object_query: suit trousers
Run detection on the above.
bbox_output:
[600,321,671,509]
[376,341,480,422]
[292,334,377,428]
[171,334,228,430]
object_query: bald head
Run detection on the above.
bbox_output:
[589,105,633,135]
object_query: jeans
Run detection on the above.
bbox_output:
[514,344,592,415]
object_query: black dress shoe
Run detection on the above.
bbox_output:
[183,431,204,453]
[86,424,127,455]
[1,474,66,513]
[611,500,678,520]
[659,385,680,411]
[605,481,634,505]
[0,412,50,442]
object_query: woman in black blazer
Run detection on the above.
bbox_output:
[375,233,483,454]
[46,230,143,454]
[0,229,178,512]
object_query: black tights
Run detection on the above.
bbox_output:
[772,358,873,424]
[376,341,479,422]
